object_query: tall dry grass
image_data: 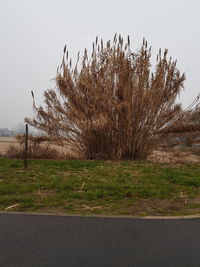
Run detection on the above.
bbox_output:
[26,35,185,159]
[5,135,77,160]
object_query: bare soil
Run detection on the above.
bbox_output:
[148,148,200,164]
[0,137,20,155]
[133,198,200,216]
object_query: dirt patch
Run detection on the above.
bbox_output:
[148,149,200,164]
[131,198,200,216]
[0,137,19,155]
[37,189,57,198]
[30,207,66,214]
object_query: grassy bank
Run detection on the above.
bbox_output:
[0,158,200,216]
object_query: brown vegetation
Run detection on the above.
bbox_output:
[2,136,76,159]
[160,103,200,148]
[26,35,185,160]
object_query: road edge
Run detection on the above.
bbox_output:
[0,211,200,219]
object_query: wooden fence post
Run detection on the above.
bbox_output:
[24,124,28,168]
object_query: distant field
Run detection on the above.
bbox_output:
[0,137,73,157]
[0,137,19,155]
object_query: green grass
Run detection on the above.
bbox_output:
[0,158,200,216]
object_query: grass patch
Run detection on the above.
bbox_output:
[0,158,200,216]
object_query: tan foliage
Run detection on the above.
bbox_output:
[26,35,185,159]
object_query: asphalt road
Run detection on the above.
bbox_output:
[0,213,200,267]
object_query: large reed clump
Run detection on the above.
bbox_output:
[25,35,185,159]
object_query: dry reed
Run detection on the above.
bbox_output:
[26,35,185,159]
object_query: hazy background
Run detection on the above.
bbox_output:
[0,0,199,129]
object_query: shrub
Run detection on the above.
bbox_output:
[26,35,185,160]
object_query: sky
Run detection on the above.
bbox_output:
[0,0,200,129]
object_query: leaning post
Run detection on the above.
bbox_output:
[24,124,28,168]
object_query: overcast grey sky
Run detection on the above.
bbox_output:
[0,0,199,128]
